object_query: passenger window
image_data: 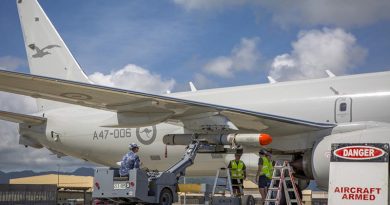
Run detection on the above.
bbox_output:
[340,102,347,112]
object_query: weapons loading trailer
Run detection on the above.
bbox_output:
[92,140,255,205]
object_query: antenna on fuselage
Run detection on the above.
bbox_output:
[326,70,336,78]
[189,82,197,92]
[267,76,277,84]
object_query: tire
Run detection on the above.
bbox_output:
[241,195,255,205]
[158,188,173,205]
[296,178,310,191]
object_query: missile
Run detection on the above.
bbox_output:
[163,133,272,147]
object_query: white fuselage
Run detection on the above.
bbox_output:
[23,71,390,176]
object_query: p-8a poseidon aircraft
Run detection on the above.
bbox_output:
[1,0,390,190]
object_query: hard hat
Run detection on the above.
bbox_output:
[129,143,139,149]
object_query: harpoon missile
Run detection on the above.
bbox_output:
[163,133,272,147]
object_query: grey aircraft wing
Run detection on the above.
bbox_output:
[0,70,335,135]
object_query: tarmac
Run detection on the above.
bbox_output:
[173,190,328,205]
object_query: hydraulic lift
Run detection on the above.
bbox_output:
[92,140,255,204]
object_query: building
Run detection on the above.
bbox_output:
[0,184,57,205]
[3,174,93,205]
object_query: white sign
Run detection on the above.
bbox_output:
[328,143,389,205]
[113,182,128,190]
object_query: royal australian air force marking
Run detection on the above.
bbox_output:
[92,125,157,145]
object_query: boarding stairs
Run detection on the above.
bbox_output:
[264,161,302,205]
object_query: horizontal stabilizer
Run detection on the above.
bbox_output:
[0,110,46,125]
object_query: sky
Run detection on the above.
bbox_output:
[0,0,390,172]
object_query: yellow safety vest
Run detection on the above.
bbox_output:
[230,160,245,179]
[261,156,273,179]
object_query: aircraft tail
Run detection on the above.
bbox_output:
[17,0,91,111]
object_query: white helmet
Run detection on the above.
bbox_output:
[129,143,139,149]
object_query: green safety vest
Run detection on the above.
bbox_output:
[230,160,245,179]
[261,156,273,179]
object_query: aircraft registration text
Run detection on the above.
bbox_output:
[93,129,132,140]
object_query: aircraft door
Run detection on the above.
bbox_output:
[334,97,352,123]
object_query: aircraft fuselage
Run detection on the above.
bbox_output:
[20,71,390,176]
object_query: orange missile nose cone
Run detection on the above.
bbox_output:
[259,133,272,146]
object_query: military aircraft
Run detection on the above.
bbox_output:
[0,0,389,190]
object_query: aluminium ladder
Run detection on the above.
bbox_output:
[211,167,235,197]
[264,161,302,205]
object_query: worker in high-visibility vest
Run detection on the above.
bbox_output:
[228,153,246,196]
[256,149,273,204]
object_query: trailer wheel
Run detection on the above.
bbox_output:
[241,195,255,205]
[159,188,173,205]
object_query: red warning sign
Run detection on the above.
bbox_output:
[329,143,389,205]
[334,186,382,201]
[333,146,385,160]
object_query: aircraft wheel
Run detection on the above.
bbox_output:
[241,195,255,205]
[297,178,310,191]
[159,188,173,205]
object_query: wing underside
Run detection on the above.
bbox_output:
[0,70,335,135]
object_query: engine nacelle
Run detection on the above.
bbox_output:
[300,126,390,190]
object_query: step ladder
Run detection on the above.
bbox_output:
[209,168,249,205]
[264,161,302,205]
[211,167,235,196]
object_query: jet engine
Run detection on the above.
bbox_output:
[291,125,390,190]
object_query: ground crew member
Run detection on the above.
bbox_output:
[256,149,273,204]
[228,153,246,196]
[119,143,141,176]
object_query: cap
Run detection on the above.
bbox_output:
[129,143,139,149]
[259,149,271,156]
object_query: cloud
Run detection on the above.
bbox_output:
[203,37,260,78]
[174,0,390,28]
[89,64,176,94]
[0,56,26,70]
[269,28,367,81]
[257,0,390,28]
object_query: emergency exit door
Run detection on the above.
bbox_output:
[335,97,352,123]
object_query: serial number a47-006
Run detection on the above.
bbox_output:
[93,129,132,140]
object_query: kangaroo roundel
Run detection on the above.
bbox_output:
[136,126,157,145]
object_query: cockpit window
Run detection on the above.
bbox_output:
[340,102,347,112]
